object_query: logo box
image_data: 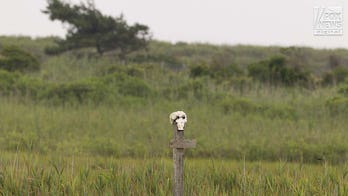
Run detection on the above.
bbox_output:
[313,6,343,36]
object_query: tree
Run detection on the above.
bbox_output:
[43,0,151,58]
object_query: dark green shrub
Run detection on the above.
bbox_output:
[211,64,244,81]
[118,77,152,97]
[322,66,348,85]
[44,37,67,55]
[269,55,286,69]
[0,70,46,98]
[102,72,129,84]
[322,71,335,85]
[44,45,65,55]
[326,84,348,115]
[333,66,348,83]
[0,45,40,72]
[102,72,153,98]
[248,56,311,86]
[247,60,270,82]
[279,67,310,86]
[14,75,47,99]
[126,67,145,78]
[190,63,244,81]
[190,65,210,78]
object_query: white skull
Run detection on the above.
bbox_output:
[169,111,187,131]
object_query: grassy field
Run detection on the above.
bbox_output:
[0,86,347,163]
[0,36,348,194]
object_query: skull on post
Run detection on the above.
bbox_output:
[169,111,187,131]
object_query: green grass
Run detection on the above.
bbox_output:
[0,86,347,163]
[1,153,348,195]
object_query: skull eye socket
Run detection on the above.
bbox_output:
[175,115,186,120]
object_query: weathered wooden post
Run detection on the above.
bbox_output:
[169,111,196,196]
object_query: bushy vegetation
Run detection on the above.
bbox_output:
[322,66,348,85]
[0,45,40,72]
[0,36,347,160]
[0,69,154,104]
[247,55,312,86]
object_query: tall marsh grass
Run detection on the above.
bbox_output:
[1,153,348,195]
